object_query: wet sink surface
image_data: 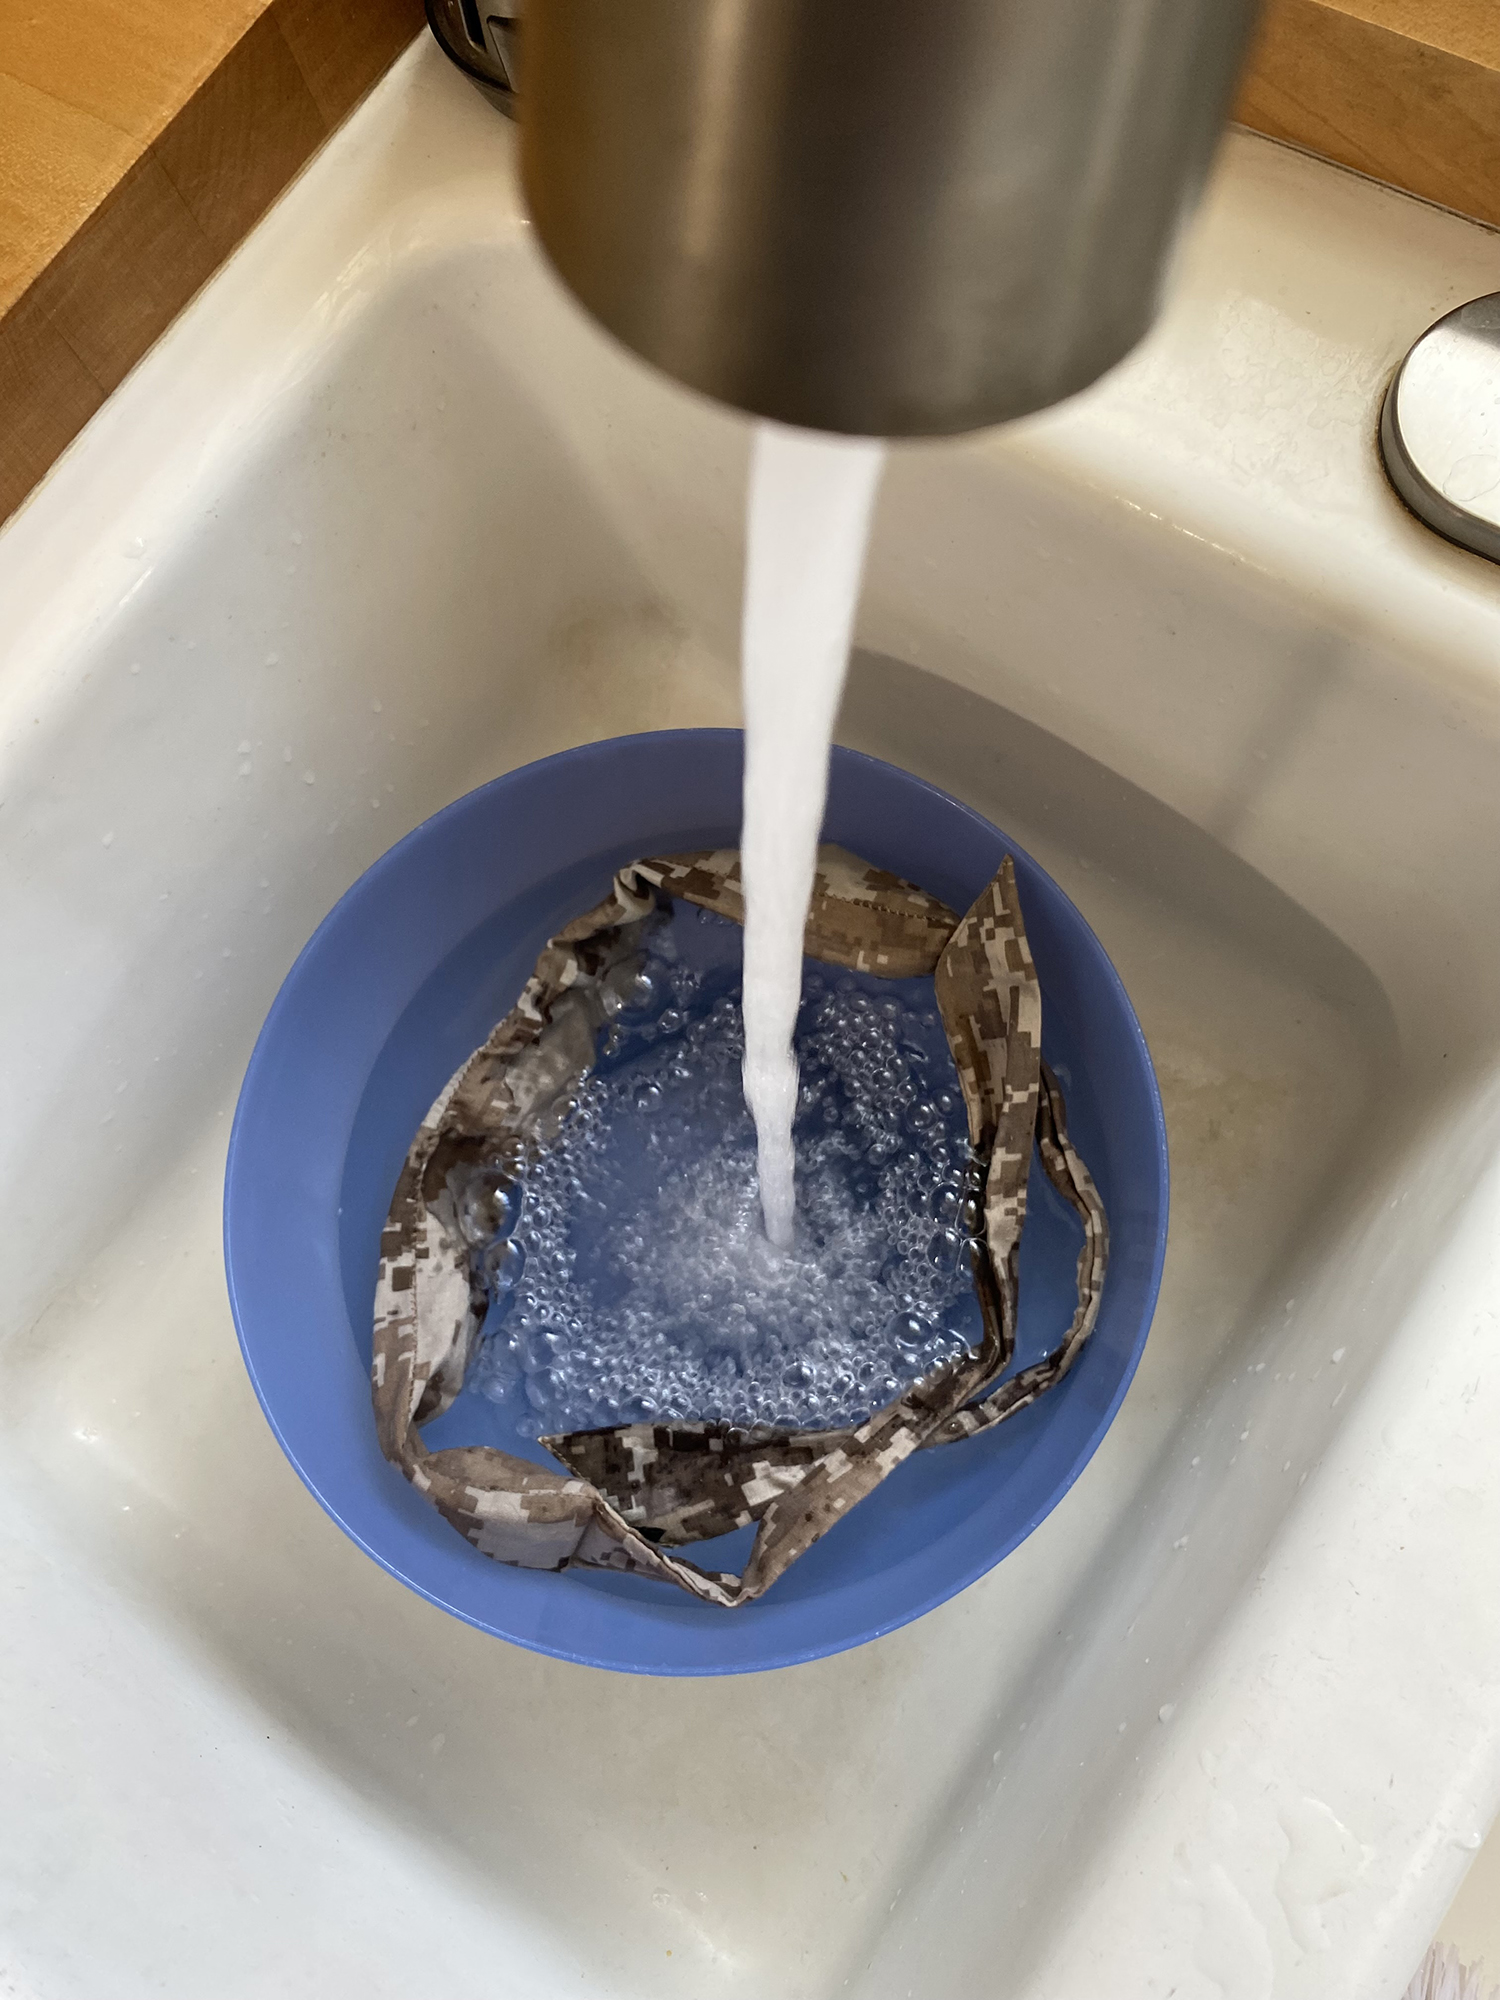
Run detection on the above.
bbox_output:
[1,45,1498,2000]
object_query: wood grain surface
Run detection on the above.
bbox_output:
[0,0,423,522]
[1236,0,1500,228]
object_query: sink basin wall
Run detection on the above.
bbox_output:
[1,45,1497,2000]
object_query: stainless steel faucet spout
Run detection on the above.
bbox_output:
[519,0,1262,437]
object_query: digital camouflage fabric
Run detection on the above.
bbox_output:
[371,847,1108,1607]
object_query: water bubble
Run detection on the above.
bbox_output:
[525,1367,563,1414]
[484,1238,526,1292]
[452,1166,519,1246]
[890,1312,933,1356]
[519,1324,559,1370]
[927,1227,963,1270]
[620,970,658,1012]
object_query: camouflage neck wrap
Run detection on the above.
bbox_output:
[372,848,1108,1608]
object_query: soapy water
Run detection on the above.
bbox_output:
[468,899,984,1441]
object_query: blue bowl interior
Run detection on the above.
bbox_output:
[224,731,1167,1675]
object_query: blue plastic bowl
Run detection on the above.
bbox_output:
[225,731,1167,1675]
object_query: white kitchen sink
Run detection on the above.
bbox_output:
[2,43,1498,2000]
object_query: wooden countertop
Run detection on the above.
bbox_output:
[0,0,424,521]
[2,0,1496,526]
[1235,0,1500,231]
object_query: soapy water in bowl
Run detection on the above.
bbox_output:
[461,423,997,1443]
[467,899,984,1441]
